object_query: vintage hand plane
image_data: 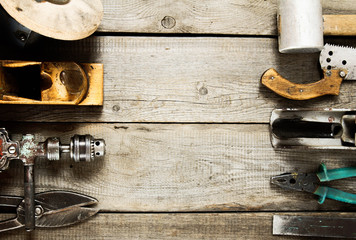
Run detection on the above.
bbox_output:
[261,44,355,100]
[0,61,103,105]
[270,108,356,149]
[0,128,105,231]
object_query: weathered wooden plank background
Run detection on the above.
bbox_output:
[0,0,355,239]
[1,213,355,240]
[98,0,356,35]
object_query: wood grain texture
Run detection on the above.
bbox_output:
[1,37,356,122]
[100,0,276,35]
[97,0,356,35]
[261,68,343,100]
[1,212,355,240]
[0,0,355,238]
[0,123,355,212]
[0,63,103,105]
[324,15,356,36]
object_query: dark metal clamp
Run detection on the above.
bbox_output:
[0,128,105,231]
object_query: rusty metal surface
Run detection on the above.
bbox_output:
[273,215,356,238]
[0,128,105,232]
[23,165,34,231]
[0,191,98,232]
[271,173,320,194]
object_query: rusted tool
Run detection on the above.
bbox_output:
[0,191,98,232]
[261,44,353,100]
[0,61,103,105]
[278,0,356,53]
[273,215,356,238]
[0,128,105,231]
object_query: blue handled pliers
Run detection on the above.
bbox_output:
[271,163,356,204]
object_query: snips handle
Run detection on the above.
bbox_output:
[0,195,24,232]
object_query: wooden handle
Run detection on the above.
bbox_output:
[261,68,345,100]
[324,15,356,36]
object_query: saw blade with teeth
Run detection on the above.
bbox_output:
[320,43,356,80]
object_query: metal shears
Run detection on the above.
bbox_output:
[0,191,98,232]
[271,163,356,204]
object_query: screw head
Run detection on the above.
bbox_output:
[339,71,346,78]
[326,71,332,77]
[8,146,16,154]
[35,206,44,216]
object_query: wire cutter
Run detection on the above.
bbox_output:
[0,191,98,232]
[271,163,356,204]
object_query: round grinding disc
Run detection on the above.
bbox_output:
[1,0,103,40]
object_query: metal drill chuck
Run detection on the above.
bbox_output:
[0,129,106,171]
[45,134,105,162]
[70,135,105,162]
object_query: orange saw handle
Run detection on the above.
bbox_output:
[261,68,346,100]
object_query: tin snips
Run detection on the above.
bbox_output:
[0,191,98,232]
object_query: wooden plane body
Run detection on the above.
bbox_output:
[0,61,103,105]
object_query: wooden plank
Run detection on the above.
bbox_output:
[0,212,355,239]
[1,37,356,123]
[98,0,356,34]
[0,123,355,212]
[100,0,276,35]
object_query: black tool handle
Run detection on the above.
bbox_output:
[24,165,35,231]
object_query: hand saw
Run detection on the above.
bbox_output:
[261,44,355,100]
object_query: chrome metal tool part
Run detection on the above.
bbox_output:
[0,191,98,232]
[270,108,356,149]
[0,128,105,232]
[273,215,356,238]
